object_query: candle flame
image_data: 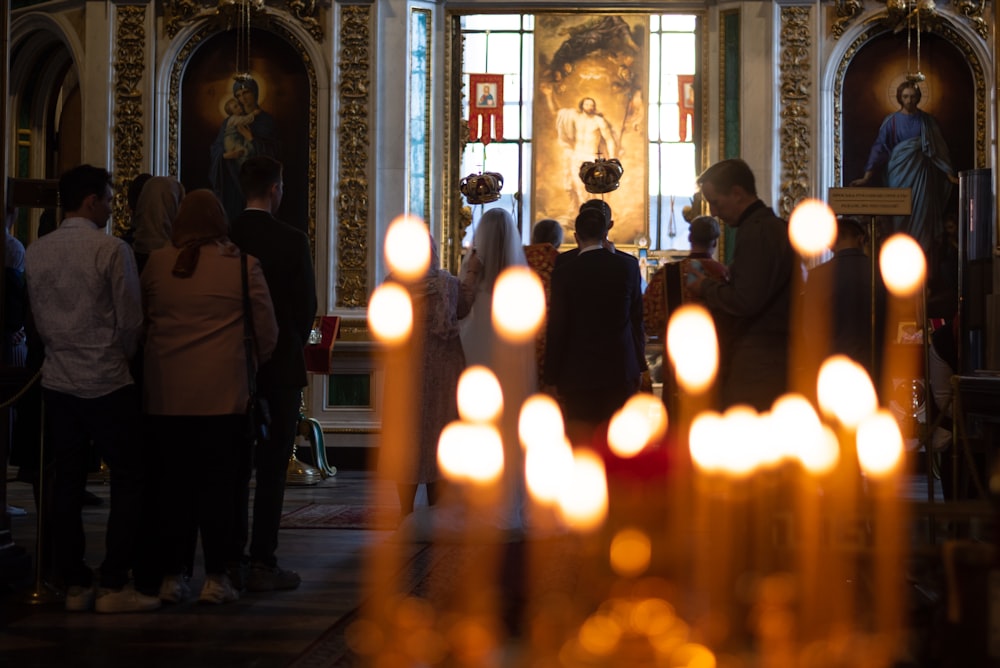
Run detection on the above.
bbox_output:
[607,393,667,458]
[667,305,719,394]
[856,409,904,477]
[492,267,546,342]
[384,214,431,281]
[519,394,565,451]
[457,365,503,423]
[879,233,926,296]
[788,198,837,258]
[525,436,574,504]
[816,355,878,428]
[367,283,413,344]
[556,448,608,531]
[437,421,504,484]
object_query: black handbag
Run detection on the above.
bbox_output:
[241,253,271,442]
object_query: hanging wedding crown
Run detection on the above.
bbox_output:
[580,157,624,194]
[460,171,504,205]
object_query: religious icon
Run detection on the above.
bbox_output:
[468,73,505,144]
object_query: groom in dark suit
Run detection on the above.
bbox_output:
[230,156,317,592]
[543,207,644,437]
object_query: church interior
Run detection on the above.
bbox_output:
[2,1,1000,666]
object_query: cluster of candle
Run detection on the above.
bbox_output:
[359,201,925,663]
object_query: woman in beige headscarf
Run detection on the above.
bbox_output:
[141,189,277,605]
[131,176,185,272]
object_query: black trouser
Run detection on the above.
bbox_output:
[44,386,142,589]
[233,384,301,568]
[152,414,246,576]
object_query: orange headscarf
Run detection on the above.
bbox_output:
[170,189,228,277]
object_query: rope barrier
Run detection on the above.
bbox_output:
[0,368,41,409]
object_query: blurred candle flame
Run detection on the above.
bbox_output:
[607,393,668,458]
[384,215,431,281]
[788,198,837,258]
[856,409,904,477]
[879,233,926,296]
[556,448,608,531]
[367,283,413,344]
[492,267,546,342]
[519,394,564,451]
[437,421,504,484]
[667,305,719,394]
[689,410,725,474]
[816,355,878,428]
[525,436,574,504]
[770,393,823,464]
[609,527,652,578]
[457,365,503,423]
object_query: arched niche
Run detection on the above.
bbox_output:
[166,20,319,248]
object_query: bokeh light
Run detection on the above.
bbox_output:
[856,409,904,477]
[367,283,413,344]
[556,448,608,531]
[492,267,546,342]
[667,305,719,394]
[384,215,431,281]
[879,233,926,296]
[518,394,565,451]
[607,393,667,458]
[609,528,652,578]
[525,436,574,504]
[788,198,837,258]
[816,355,878,428]
[457,366,503,423]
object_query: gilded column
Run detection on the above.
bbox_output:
[112,4,146,237]
[778,6,811,219]
[335,4,372,308]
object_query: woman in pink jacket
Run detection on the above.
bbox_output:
[141,189,277,604]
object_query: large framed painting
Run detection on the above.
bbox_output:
[180,29,310,234]
[532,15,649,247]
[841,30,973,285]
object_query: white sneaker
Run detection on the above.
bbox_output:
[159,575,192,603]
[198,574,239,604]
[95,583,161,613]
[65,585,96,612]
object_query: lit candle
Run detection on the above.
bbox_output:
[365,217,430,656]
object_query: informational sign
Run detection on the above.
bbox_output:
[827,187,912,216]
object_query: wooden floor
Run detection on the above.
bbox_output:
[0,458,980,668]
[0,465,396,668]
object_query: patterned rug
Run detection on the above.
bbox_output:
[280,503,400,530]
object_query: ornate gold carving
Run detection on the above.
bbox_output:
[833,16,987,185]
[442,15,466,274]
[778,6,811,219]
[718,9,737,164]
[335,5,371,308]
[286,0,324,41]
[112,4,146,237]
[168,19,319,250]
[831,0,863,39]
[882,0,942,33]
[952,0,989,40]
[165,0,203,38]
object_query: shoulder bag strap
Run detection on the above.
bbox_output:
[240,252,258,401]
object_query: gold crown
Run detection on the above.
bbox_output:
[460,171,504,204]
[579,158,624,194]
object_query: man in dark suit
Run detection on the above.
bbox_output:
[554,199,648,389]
[544,207,644,439]
[229,156,317,592]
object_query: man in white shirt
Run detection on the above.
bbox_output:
[25,164,159,613]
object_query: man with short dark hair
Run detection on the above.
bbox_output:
[25,164,159,613]
[229,155,317,592]
[544,207,644,439]
[689,158,796,410]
